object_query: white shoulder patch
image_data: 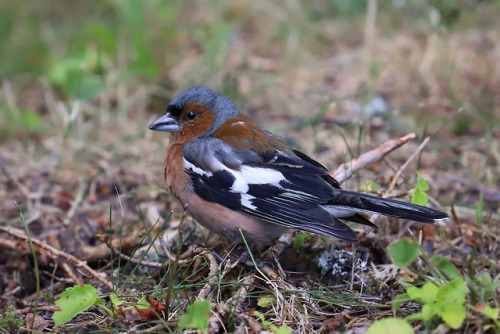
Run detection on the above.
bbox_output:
[231,166,285,193]
[185,156,285,194]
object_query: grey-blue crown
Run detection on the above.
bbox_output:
[169,86,240,136]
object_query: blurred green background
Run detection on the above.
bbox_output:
[1,0,499,189]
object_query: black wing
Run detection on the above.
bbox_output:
[183,138,359,241]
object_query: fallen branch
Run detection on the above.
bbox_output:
[332,133,416,185]
[77,227,149,262]
[0,226,113,290]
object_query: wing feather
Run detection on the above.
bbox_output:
[182,138,359,241]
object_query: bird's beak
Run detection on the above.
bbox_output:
[148,113,181,132]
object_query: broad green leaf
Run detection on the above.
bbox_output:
[366,318,414,334]
[254,310,265,322]
[421,303,438,322]
[411,172,430,206]
[257,295,276,308]
[274,324,292,334]
[388,239,420,268]
[405,302,437,323]
[435,277,466,329]
[52,285,98,327]
[412,188,429,206]
[178,300,211,334]
[430,255,460,279]
[473,273,500,301]
[479,304,499,320]
[407,282,439,304]
[416,172,429,191]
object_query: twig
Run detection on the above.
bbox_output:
[77,227,149,262]
[0,226,113,290]
[15,306,59,316]
[387,136,430,193]
[196,251,220,300]
[227,274,256,308]
[332,133,416,185]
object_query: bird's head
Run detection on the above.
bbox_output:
[148,86,240,141]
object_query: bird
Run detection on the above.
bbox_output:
[149,86,448,246]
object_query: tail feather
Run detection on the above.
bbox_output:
[326,190,448,223]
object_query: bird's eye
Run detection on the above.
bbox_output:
[186,110,197,120]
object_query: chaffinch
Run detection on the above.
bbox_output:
[149,86,448,246]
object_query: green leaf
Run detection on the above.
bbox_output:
[292,232,311,251]
[412,188,429,206]
[435,277,466,329]
[416,172,429,191]
[135,296,150,309]
[254,310,265,322]
[481,304,499,320]
[430,255,460,279]
[421,303,438,322]
[388,238,420,268]
[274,324,292,334]
[406,282,439,304]
[473,273,500,301]
[109,294,124,307]
[178,300,211,334]
[254,311,291,334]
[257,295,276,308]
[366,318,414,334]
[475,194,484,226]
[52,285,98,327]
[411,172,430,206]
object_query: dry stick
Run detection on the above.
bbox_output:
[159,230,193,266]
[158,241,221,300]
[78,227,149,262]
[16,306,59,316]
[0,226,113,290]
[387,136,430,193]
[196,251,220,300]
[226,274,256,308]
[332,133,416,185]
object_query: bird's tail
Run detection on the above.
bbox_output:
[324,190,448,223]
